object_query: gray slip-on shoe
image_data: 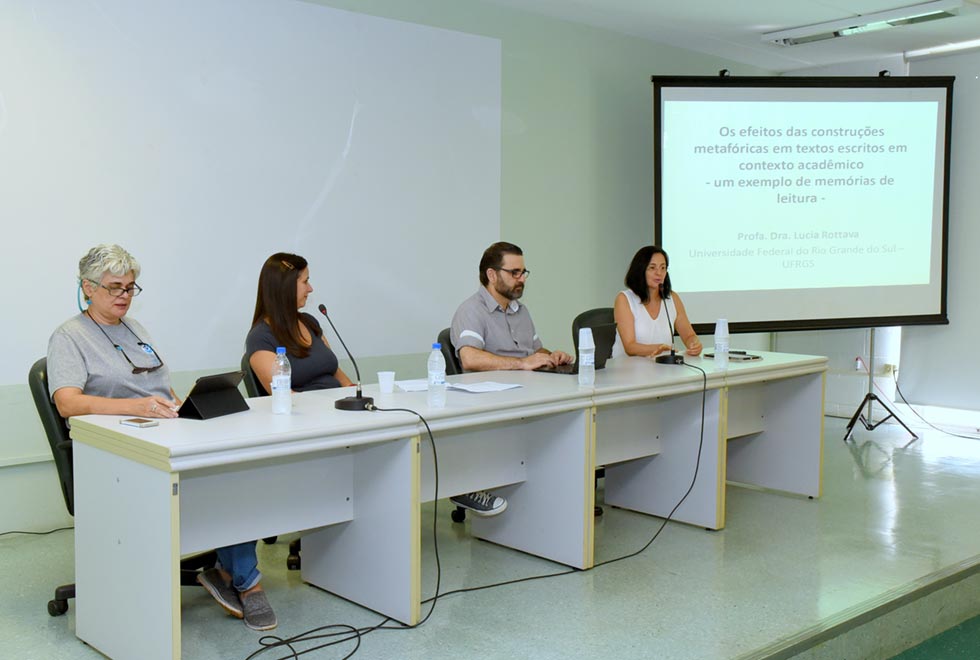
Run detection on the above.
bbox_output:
[197,568,243,618]
[242,589,277,631]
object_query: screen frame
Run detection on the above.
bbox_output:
[652,75,953,335]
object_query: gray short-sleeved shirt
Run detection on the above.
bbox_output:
[47,313,173,401]
[450,287,542,366]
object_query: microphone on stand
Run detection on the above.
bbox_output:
[654,284,685,365]
[317,304,374,411]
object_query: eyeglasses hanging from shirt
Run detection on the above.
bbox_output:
[84,309,165,374]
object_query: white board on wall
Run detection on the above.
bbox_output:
[0,0,501,386]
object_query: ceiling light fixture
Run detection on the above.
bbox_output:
[905,36,980,58]
[762,0,962,46]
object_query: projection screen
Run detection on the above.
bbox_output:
[653,76,952,333]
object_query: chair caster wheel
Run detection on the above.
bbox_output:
[451,507,466,523]
[48,599,69,616]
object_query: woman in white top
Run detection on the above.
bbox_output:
[613,245,702,358]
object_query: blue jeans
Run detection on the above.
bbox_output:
[215,541,261,592]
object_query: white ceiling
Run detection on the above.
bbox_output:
[480,0,980,71]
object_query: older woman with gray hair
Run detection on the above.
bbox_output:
[47,243,180,419]
[46,244,277,631]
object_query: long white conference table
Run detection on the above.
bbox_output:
[68,350,826,660]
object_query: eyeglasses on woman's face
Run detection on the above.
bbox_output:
[88,279,143,298]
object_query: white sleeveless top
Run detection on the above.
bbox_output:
[612,289,678,358]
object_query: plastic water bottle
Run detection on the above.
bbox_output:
[427,343,447,408]
[577,327,596,387]
[714,319,730,370]
[271,347,292,414]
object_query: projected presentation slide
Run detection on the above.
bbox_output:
[655,81,950,330]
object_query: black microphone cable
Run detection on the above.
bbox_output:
[366,405,444,626]
[242,366,711,658]
[855,357,978,441]
[594,360,709,567]
[380,362,710,599]
[243,405,444,660]
[316,304,362,387]
[654,285,682,364]
[0,526,73,538]
[375,361,710,600]
[366,404,574,617]
[890,369,980,440]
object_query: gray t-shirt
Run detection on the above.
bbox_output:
[47,313,173,401]
[450,287,542,367]
[244,314,342,392]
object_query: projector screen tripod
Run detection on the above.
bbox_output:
[843,329,918,444]
[844,392,919,443]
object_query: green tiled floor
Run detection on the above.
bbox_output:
[890,614,980,659]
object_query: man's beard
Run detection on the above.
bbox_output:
[495,281,524,301]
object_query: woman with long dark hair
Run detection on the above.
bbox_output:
[613,245,702,358]
[246,252,352,394]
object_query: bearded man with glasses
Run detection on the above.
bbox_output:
[447,241,573,517]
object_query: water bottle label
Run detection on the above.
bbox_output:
[580,353,595,367]
[272,375,290,391]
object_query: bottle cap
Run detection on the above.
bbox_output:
[578,327,595,350]
[276,346,286,355]
[432,342,441,350]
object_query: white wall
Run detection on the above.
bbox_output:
[0,0,771,533]
[902,48,980,408]
[775,327,899,419]
[782,51,980,420]
[0,0,502,386]
[0,0,501,532]
[787,54,908,78]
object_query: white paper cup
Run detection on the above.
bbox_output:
[377,371,395,394]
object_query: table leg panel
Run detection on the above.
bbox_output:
[470,409,594,569]
[302,436,420,625]
[74,442,180,660]
[602,389,726,530]
[726,372,824,497]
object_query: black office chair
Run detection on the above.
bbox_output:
[28,358,217,616]
[436,329,472,523]
[240,354,297,566]
[241,353,266,397]
[571,308,615,518]
[437,327,463,376]
[572,307,615,354]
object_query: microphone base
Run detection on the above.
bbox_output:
[655,353,685,365]
[335,395,375,411]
